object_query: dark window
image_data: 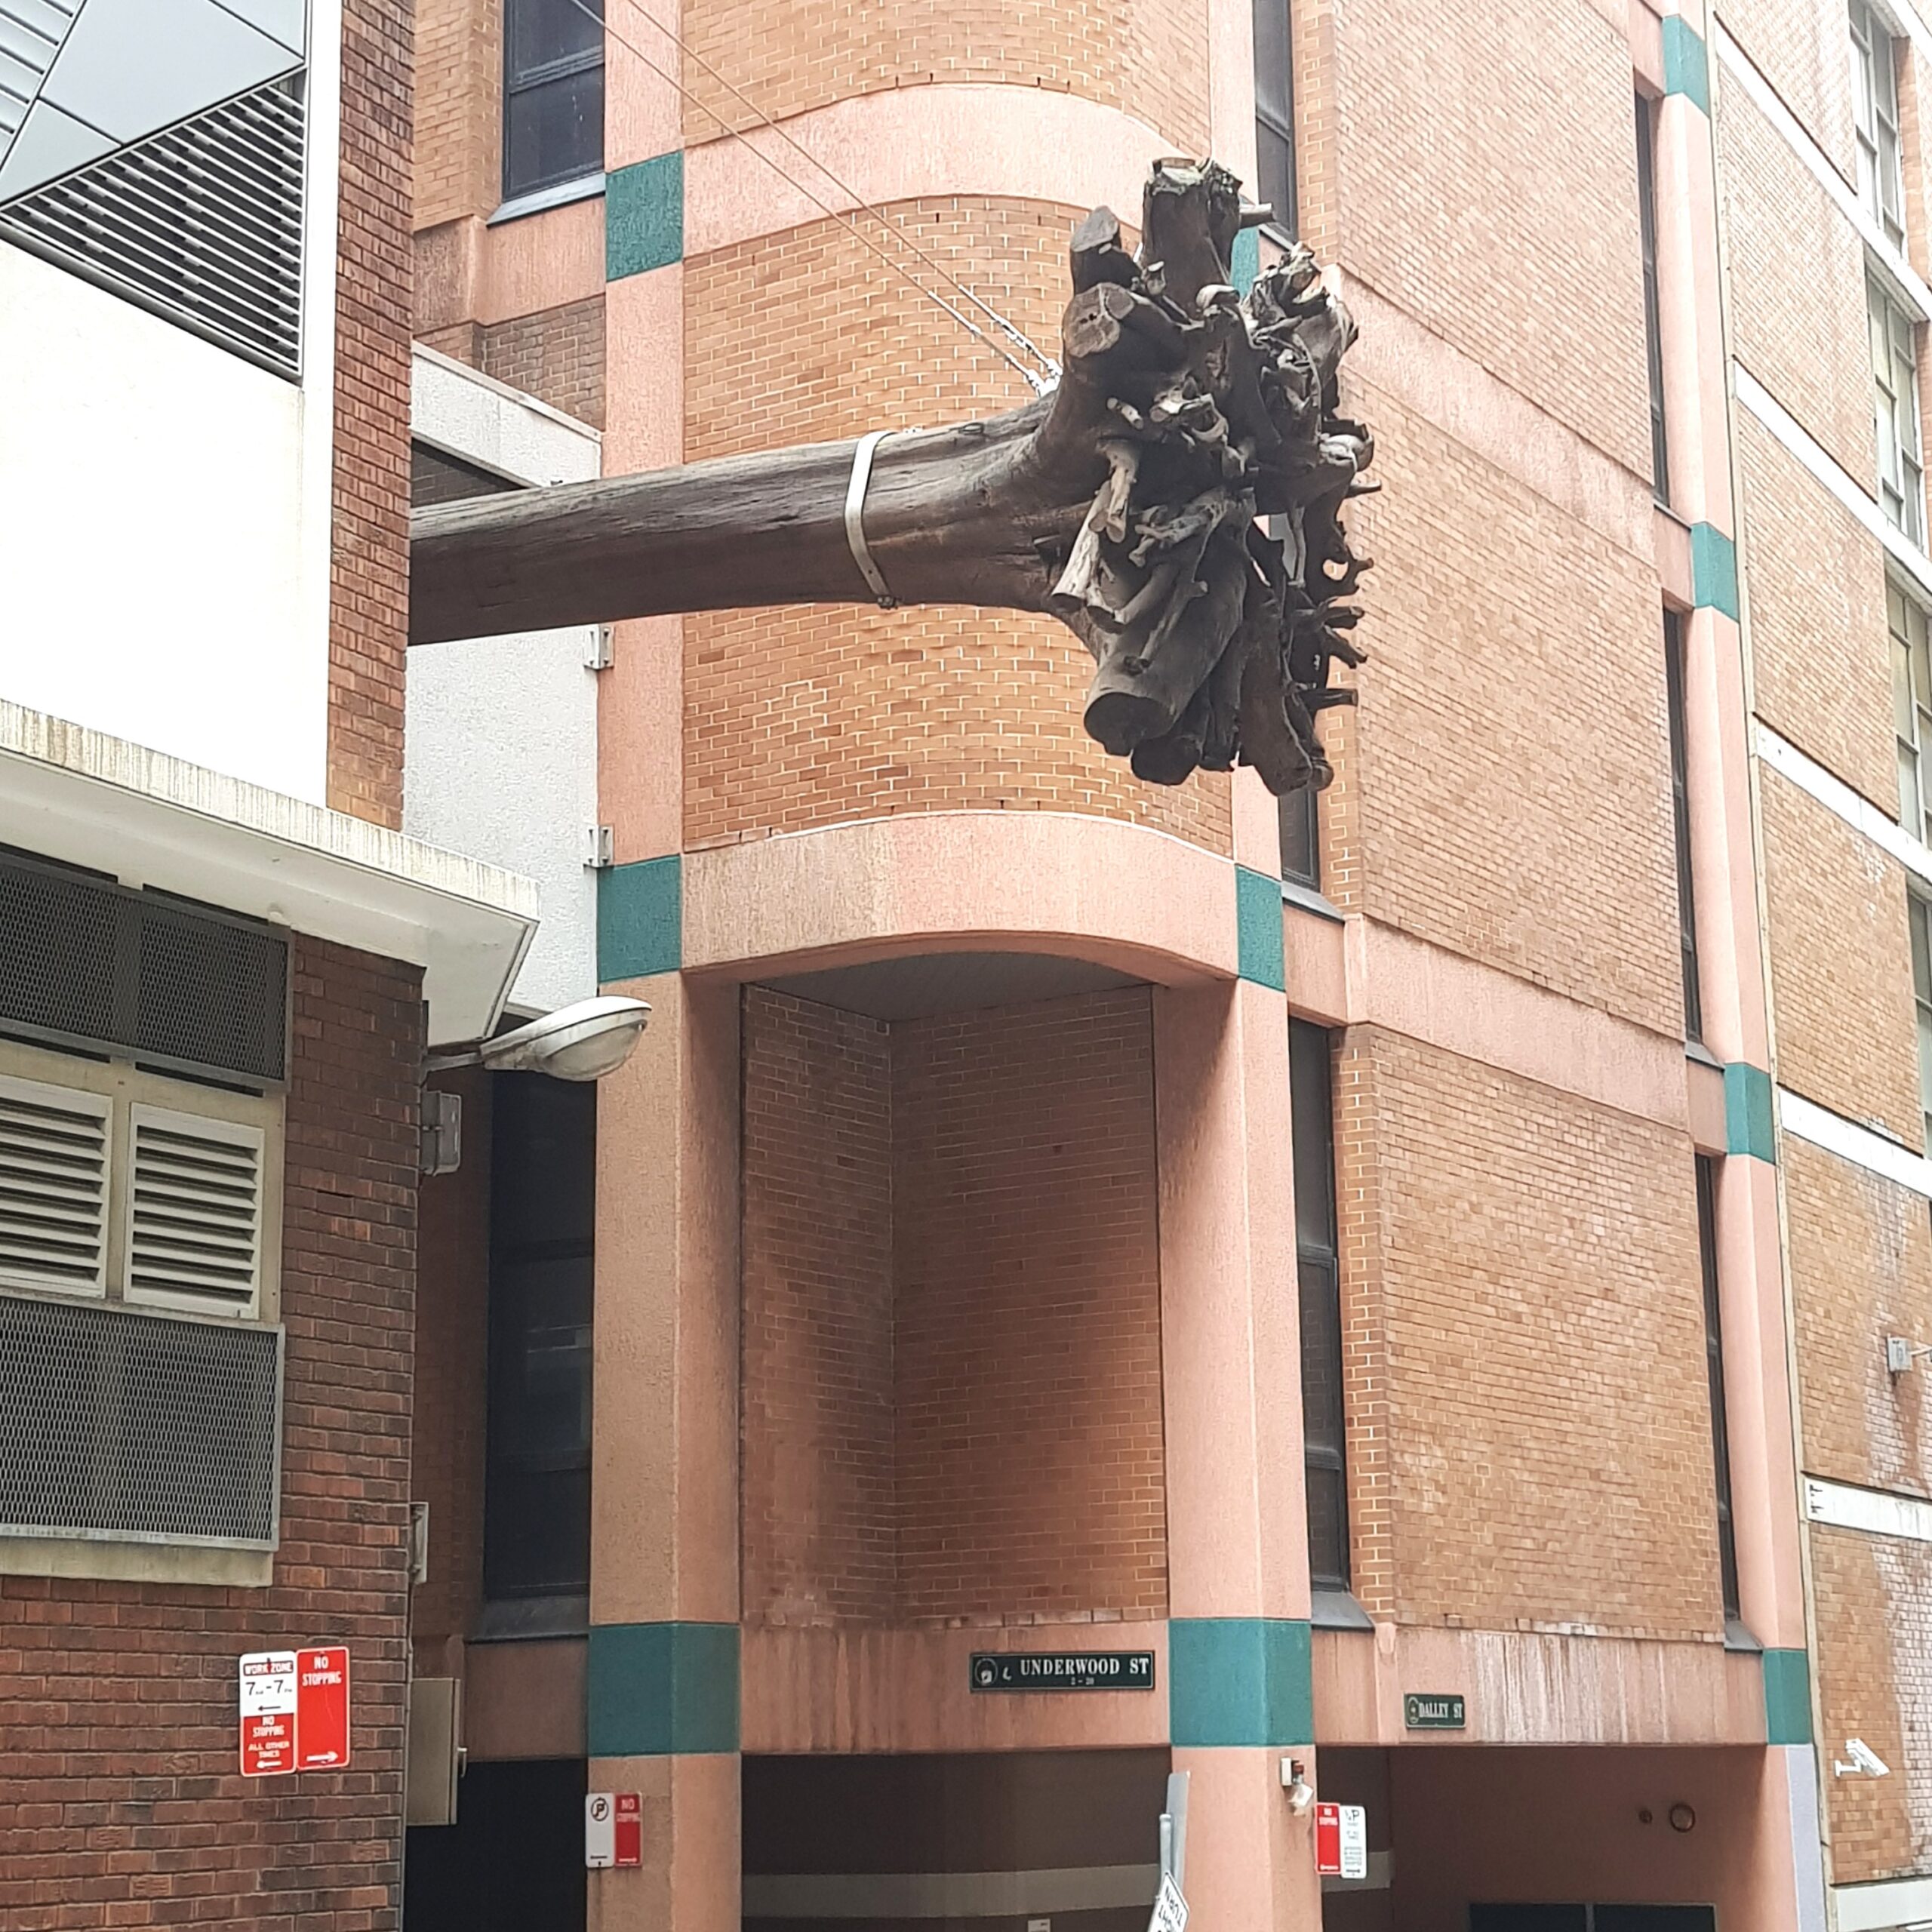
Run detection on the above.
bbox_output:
[1253,0,1295,237]
[1635,93,1669,504]
[484,1072,595,1604]
[1291,1020,1347,1590]
[1696,1155,1742,1624]
[1664,611,1703,1044]
[503,0,605,202]
[1280,786,1320,890]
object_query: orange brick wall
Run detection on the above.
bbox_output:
[678,0,1210,156]
[1715,78,1875,487]
[480,297,607,428]
[1760,768,1921,1143]
[739,987,1168,1627]
[682,198,1231,855]
[893,989,1167,1624]
[1333,0,1651,475]
[1343,380,1684,1035]
[330,0,415,826]
[414,0,499,230]
[1334,1026,1723,1638]
[1810,1524,1932,1883]
[741,990,897,1626]
[1737,412,1894,811]
[1783,1136,1932,1500]
[1714,0,1858,183]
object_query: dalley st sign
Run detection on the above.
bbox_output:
[971,1651,1156,1692]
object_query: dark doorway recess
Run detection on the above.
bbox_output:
[405,1757,587,1932]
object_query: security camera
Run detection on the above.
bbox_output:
[1834,1738,1891,1779]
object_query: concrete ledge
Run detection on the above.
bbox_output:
[682,811,1241,983]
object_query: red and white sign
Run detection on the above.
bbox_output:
[586,1792,643,1869]
[238,1644,351,1777]
[239,1652,297,1777]
[294,1647,351,1770]
[613,1791,642,1868]
[1314,1801,1367,1880]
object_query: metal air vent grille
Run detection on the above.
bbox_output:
[125,1106,263,1315]
[0,1291,281,1546]
[0,72,306,377]
[0,853,287,1084]
[0,1075,108,1297]
[0,0,82,152]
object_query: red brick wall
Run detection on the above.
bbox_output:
[330,0,415,828]
[893,989,1167,1623]
[479,299,607,429]
[0,936,424,1931]
[741,991,897,1626]
[738,987,1168,1627]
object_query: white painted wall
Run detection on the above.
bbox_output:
[0,238,331,798]
[404,346,603,1017]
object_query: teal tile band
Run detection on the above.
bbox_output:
[587,1621,740,1756]
[607,150,684,280]
[1763,1647,1813,1745]
[1169,1617,1313,1746]
[1690,523,1740,620]
[1232,228,1260,295]
[1236,865,1287,992]
[1661,16,1711,115]
[1724,1062,1776,1163]
[598,855,681,982]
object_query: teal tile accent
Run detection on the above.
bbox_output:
[606,151,684,280]
[1169,1617,1313,1746]
[1661,15,1711,115]
[1232,228,1260,295]
[1690,523,1740,620]
[1235,865,1287,992]
[1724,1062,1777,1163]
[598,855,681,983]
[587,1621,740,1756]
[1763,1648,1813,1745]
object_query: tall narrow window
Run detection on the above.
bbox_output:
[1291,1020,1349,1592]
[503,0,605,204]
[1663,611,1703,1042]
[1852,0,1907,248]
[1280,786,1320,890]
[1635,94,1670,504]
[1253,0,1296,237]
[1870,274,1925,546]
[1695,1157,1742,1627]
[1911,894,1932,1149]
[484,1071,595,1608]
[1893,582,1932,843]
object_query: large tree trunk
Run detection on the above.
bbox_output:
[410,160,1374,795]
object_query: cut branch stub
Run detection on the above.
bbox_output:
[1041,157,1374,795]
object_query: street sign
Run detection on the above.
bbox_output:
[1314,1801,1368,1878]
[970,1651,1155,1691]
[1403,1692,1465,1730]
[1146,1871,1189,1932]
[239,1651,297,1777]
[294,1647,351,1770]
[586,1792,642,1869]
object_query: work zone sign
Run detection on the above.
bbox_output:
[239,1647,351,1777]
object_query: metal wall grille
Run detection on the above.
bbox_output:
[0,1291,281,1546]
[0,852,287,1083]
[126,1106,263,1314]
[0,1,82,155]
[0,1075,109,1297]
[0,73,306,377]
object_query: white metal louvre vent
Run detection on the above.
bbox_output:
[0,1074,108,1297]
[125,1105,264,1316]
[0,72,306,377]
[0,1291,280,1545]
